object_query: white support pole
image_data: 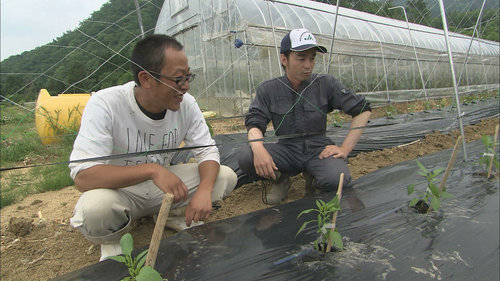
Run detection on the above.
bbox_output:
[326,0,341,74]
[267,1,282,76]
[388,6,428,100]
[438,0,467,161]
[133,0,145,39]
[457,0,487,86]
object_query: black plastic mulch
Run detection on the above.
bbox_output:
[53,134,499,280]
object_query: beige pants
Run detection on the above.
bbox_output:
[70,164,237,244]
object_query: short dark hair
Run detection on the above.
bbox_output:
[130,34,183,86]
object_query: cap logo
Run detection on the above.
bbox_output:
[300,32,314,42]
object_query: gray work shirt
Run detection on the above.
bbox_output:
[245,73,370,149]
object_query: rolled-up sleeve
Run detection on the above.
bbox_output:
[329,77,371,117]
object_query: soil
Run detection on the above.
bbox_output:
[1,100,498,281]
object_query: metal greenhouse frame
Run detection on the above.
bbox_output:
[154,0,499,116]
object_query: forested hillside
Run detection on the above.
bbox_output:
[0,0,164,101]
[0,0,498,103]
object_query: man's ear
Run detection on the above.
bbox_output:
[280,54,288,68]
[138,70,154,89]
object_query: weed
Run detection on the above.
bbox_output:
[423,100,432,111]
[108,233,165,281]
[385,104,398,119]
[407,160,453,212]
[31,165,74,192]
[327,110,344,127]
[296,196,343,252]
[206,121,214,136]
[407,104,416,113]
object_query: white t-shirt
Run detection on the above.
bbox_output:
[69,81,219,180]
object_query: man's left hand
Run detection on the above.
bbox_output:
[319,145,350,159]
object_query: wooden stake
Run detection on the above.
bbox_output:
[145,193,174,268]
[326,173,344,253]
[438,136,463,194]
[427,136,462,213]
[487,124,499,178]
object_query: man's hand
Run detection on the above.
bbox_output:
[151,168,188,203]
[184,187,212,227]
[252,145,278,180]
[319,145,350,159]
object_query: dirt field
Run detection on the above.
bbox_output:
[0,101,498,281]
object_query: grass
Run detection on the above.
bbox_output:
[1,104,75,209]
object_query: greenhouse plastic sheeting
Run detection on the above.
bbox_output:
[52,139,499,281]
[172,98,498,187]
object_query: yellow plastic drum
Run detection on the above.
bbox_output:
[202,111,216,119]
[35,89,91,145]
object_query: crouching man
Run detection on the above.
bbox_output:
[69,35,237,261]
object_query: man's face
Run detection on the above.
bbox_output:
[152,48,191,111]
[282,48,317,85]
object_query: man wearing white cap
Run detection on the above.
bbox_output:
[238,28,372,204]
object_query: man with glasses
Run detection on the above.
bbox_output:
[68,34,237,261]
[238,28,371,204]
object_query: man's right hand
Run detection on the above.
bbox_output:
[251,144,278,180]
[151,167,188,203]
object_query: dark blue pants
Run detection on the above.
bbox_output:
[238,140,351,192]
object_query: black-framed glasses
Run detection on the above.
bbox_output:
[148,70,196,86]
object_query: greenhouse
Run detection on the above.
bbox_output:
[155,0,499,116]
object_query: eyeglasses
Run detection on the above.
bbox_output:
[148,71,196,86]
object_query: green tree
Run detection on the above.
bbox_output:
[406,0,431,25]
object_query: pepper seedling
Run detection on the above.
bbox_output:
[407,160,453,213]
[108,233,164,281]
[296,195,343,252]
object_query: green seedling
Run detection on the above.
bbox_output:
[407,160,453,213]
[385,104,398,119]
[423,100,432,111]
[296,196,343,252]
[327,110,344,127]
[478,135,499,175]
[108,233,164,281]
[407,104,416,113]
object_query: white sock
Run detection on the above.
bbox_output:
[100,243,123,262]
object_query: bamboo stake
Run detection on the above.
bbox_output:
[487,124,499,178]
[145,193,174,268]
[427,136,462,213]
[326,173,344,253]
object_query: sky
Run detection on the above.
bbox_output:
[1,0,109,61]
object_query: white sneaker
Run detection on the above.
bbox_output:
[100,242,123,261]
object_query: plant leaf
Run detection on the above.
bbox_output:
[297,208,315,219]
[108,256,126,263]
[136,266,164,281]
[136,249,149,270]
[407,184,414,195]
[433,167,445,176]
[120,233,134,256]
[430,196,440,211]
[296,220,315,237]
[416,160,427,173]
[428,183,439,197]
[330,230,344,251]
[440,191,453,199]
[409,198,419,207]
